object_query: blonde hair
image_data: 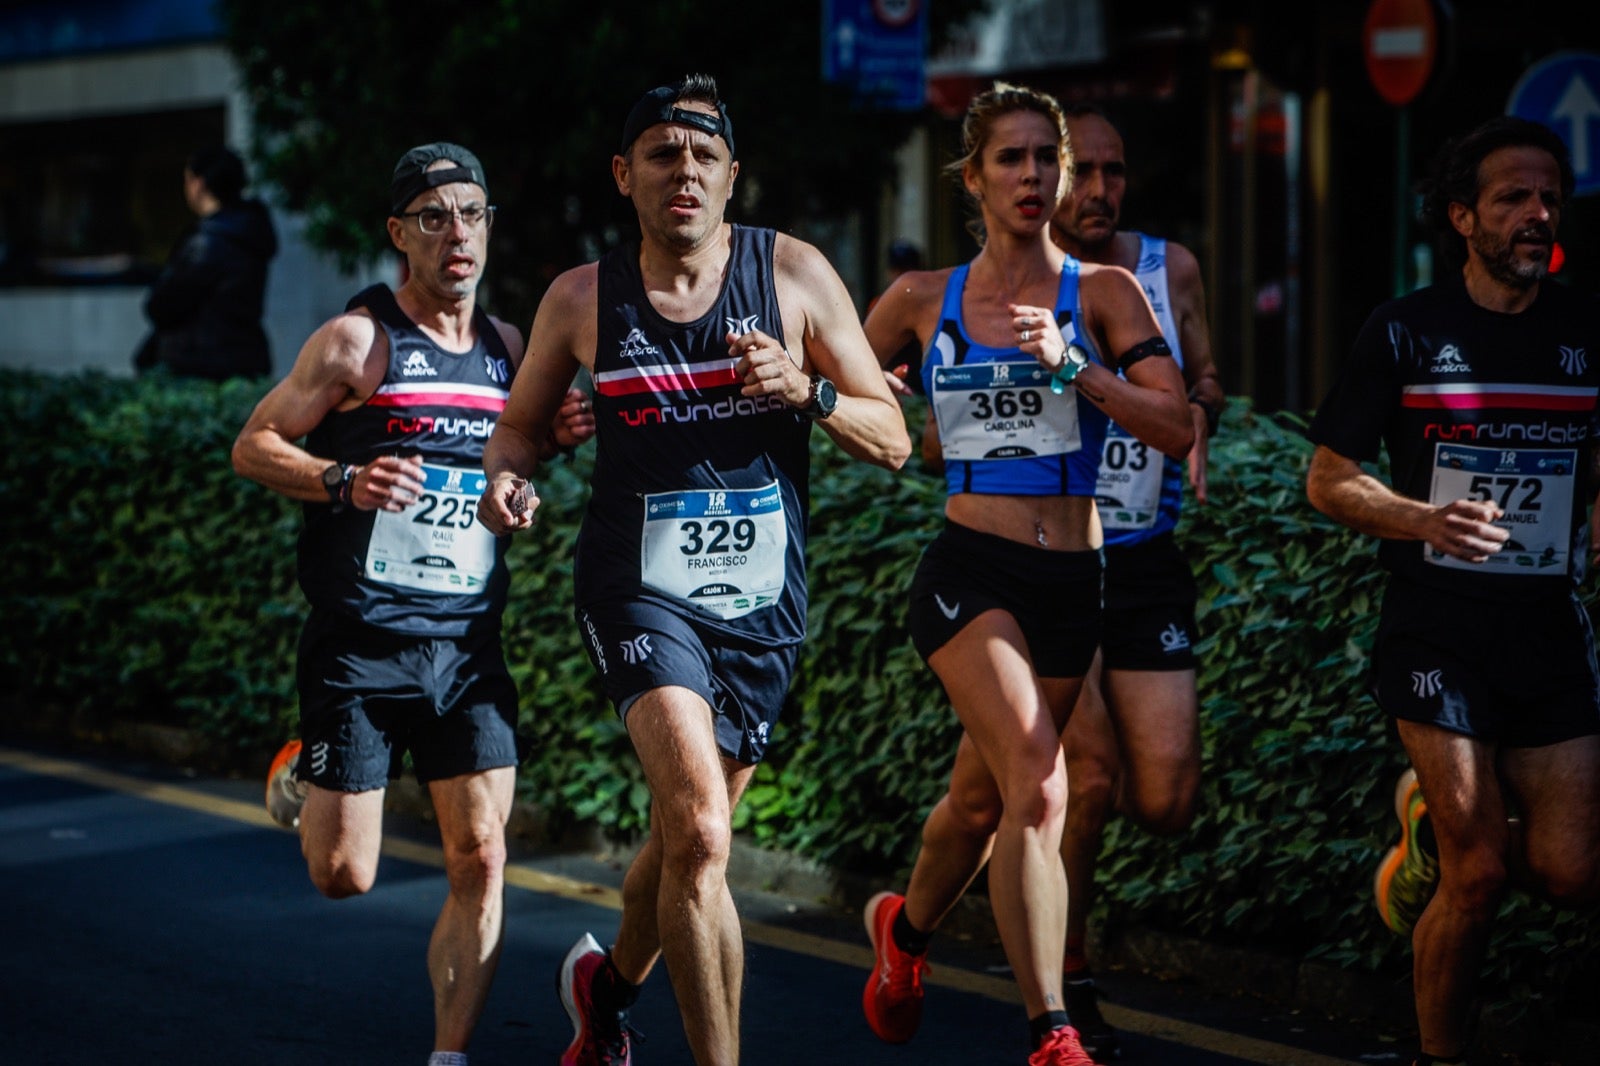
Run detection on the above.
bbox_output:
[945,81,1071,243]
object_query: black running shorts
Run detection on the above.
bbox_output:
[576,598,799,765]
[1100,534,1199,672]
[1372,578,1600,747]
[908,520,1103,679]
[294,609,520,792]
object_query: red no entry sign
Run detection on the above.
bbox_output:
[1364,0,1438,107]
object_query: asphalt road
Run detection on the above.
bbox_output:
[0,742,1394,1065]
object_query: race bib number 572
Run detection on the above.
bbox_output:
[1426,443,1575,575]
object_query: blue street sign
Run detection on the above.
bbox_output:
[1508,52,1600,197]
[822,0,927,112]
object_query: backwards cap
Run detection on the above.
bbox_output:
[389,142,487,217]
[619,85,735,158]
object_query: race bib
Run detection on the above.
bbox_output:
[640,484,787,620]
[1095,424,1161,532]
[365,462,496,594]
[1426,443,1576,575]
[930,360,1080,461]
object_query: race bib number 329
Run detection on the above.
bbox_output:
[640,483,787,620]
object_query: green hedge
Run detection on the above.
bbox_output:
[2,370,1594,1032]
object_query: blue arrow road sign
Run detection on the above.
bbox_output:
[1508,52,1600,197]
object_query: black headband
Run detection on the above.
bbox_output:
[619,86,735,158]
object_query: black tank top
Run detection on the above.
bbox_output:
[1309,278,1600,599]
[298,284,514,635]
[577,226,812,644]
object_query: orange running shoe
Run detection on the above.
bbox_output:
[1373,768,1439,936]
[265,739,307,829]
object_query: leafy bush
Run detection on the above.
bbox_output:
[3,371,1595,1027]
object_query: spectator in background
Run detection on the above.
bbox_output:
[135,146,277,380]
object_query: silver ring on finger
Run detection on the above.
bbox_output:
[1021,328,1031,342]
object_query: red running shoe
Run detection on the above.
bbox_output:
[861,891,929,1043]
[1029,1025,1096,1066]
[558,933,634,1066]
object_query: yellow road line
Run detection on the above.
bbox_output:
[2,746,1363,1066]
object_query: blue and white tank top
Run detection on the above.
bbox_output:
[921,257,1109,498]
[1096,235,1187,544]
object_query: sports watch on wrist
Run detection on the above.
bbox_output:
[801,373,838,420]
[321,462,345,502]
[321,462,357,506]
[1049,344,1091,395]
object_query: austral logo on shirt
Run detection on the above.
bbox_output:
[619,328,662,360]
[1560,345,1587,376]
[402,351,438,377]
[725,314,760,337]
[1430,345,1470,374]
[483,354,509,385]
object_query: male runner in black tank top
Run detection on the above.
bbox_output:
[479,75,909,1066]
[233,143,594,1066]
[1307,117,1600,1066]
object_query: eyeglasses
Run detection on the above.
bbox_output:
[399,205,496,234]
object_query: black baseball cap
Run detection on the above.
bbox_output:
[619,86,735,158]
[389,142,487,217]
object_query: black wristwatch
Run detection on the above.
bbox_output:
[321,462,357,506]
[800,374,838,420]
[321,462,345,502]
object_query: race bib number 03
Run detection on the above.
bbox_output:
[931,360,1080,461]
[1426,443,1575,575]
[1095,424,1160,532]
[365,462,496,594]
[640,483,787,621]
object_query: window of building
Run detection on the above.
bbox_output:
[0,105,225,286]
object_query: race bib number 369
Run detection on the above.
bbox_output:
[931,360,1080,461]
[640,483,787,620]
[1426,443,1575,575]
[365,462,496,593]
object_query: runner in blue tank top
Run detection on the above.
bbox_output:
[857,83,1193,1066]
[479,75,909,1066]
[233,143,594,1065]
[1046,105,1224,1062]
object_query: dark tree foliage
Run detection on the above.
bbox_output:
[222,0,986,324]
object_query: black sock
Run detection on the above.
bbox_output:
[1030,1010,1072,1048]
[891,906,930,956]
[594,951,640,1012]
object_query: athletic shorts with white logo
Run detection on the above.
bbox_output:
[1101,534,1199,672]
[576,598,799,765]
[1372,578,1600,747]
[294,609,521,792]
[908,520,1102,678]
